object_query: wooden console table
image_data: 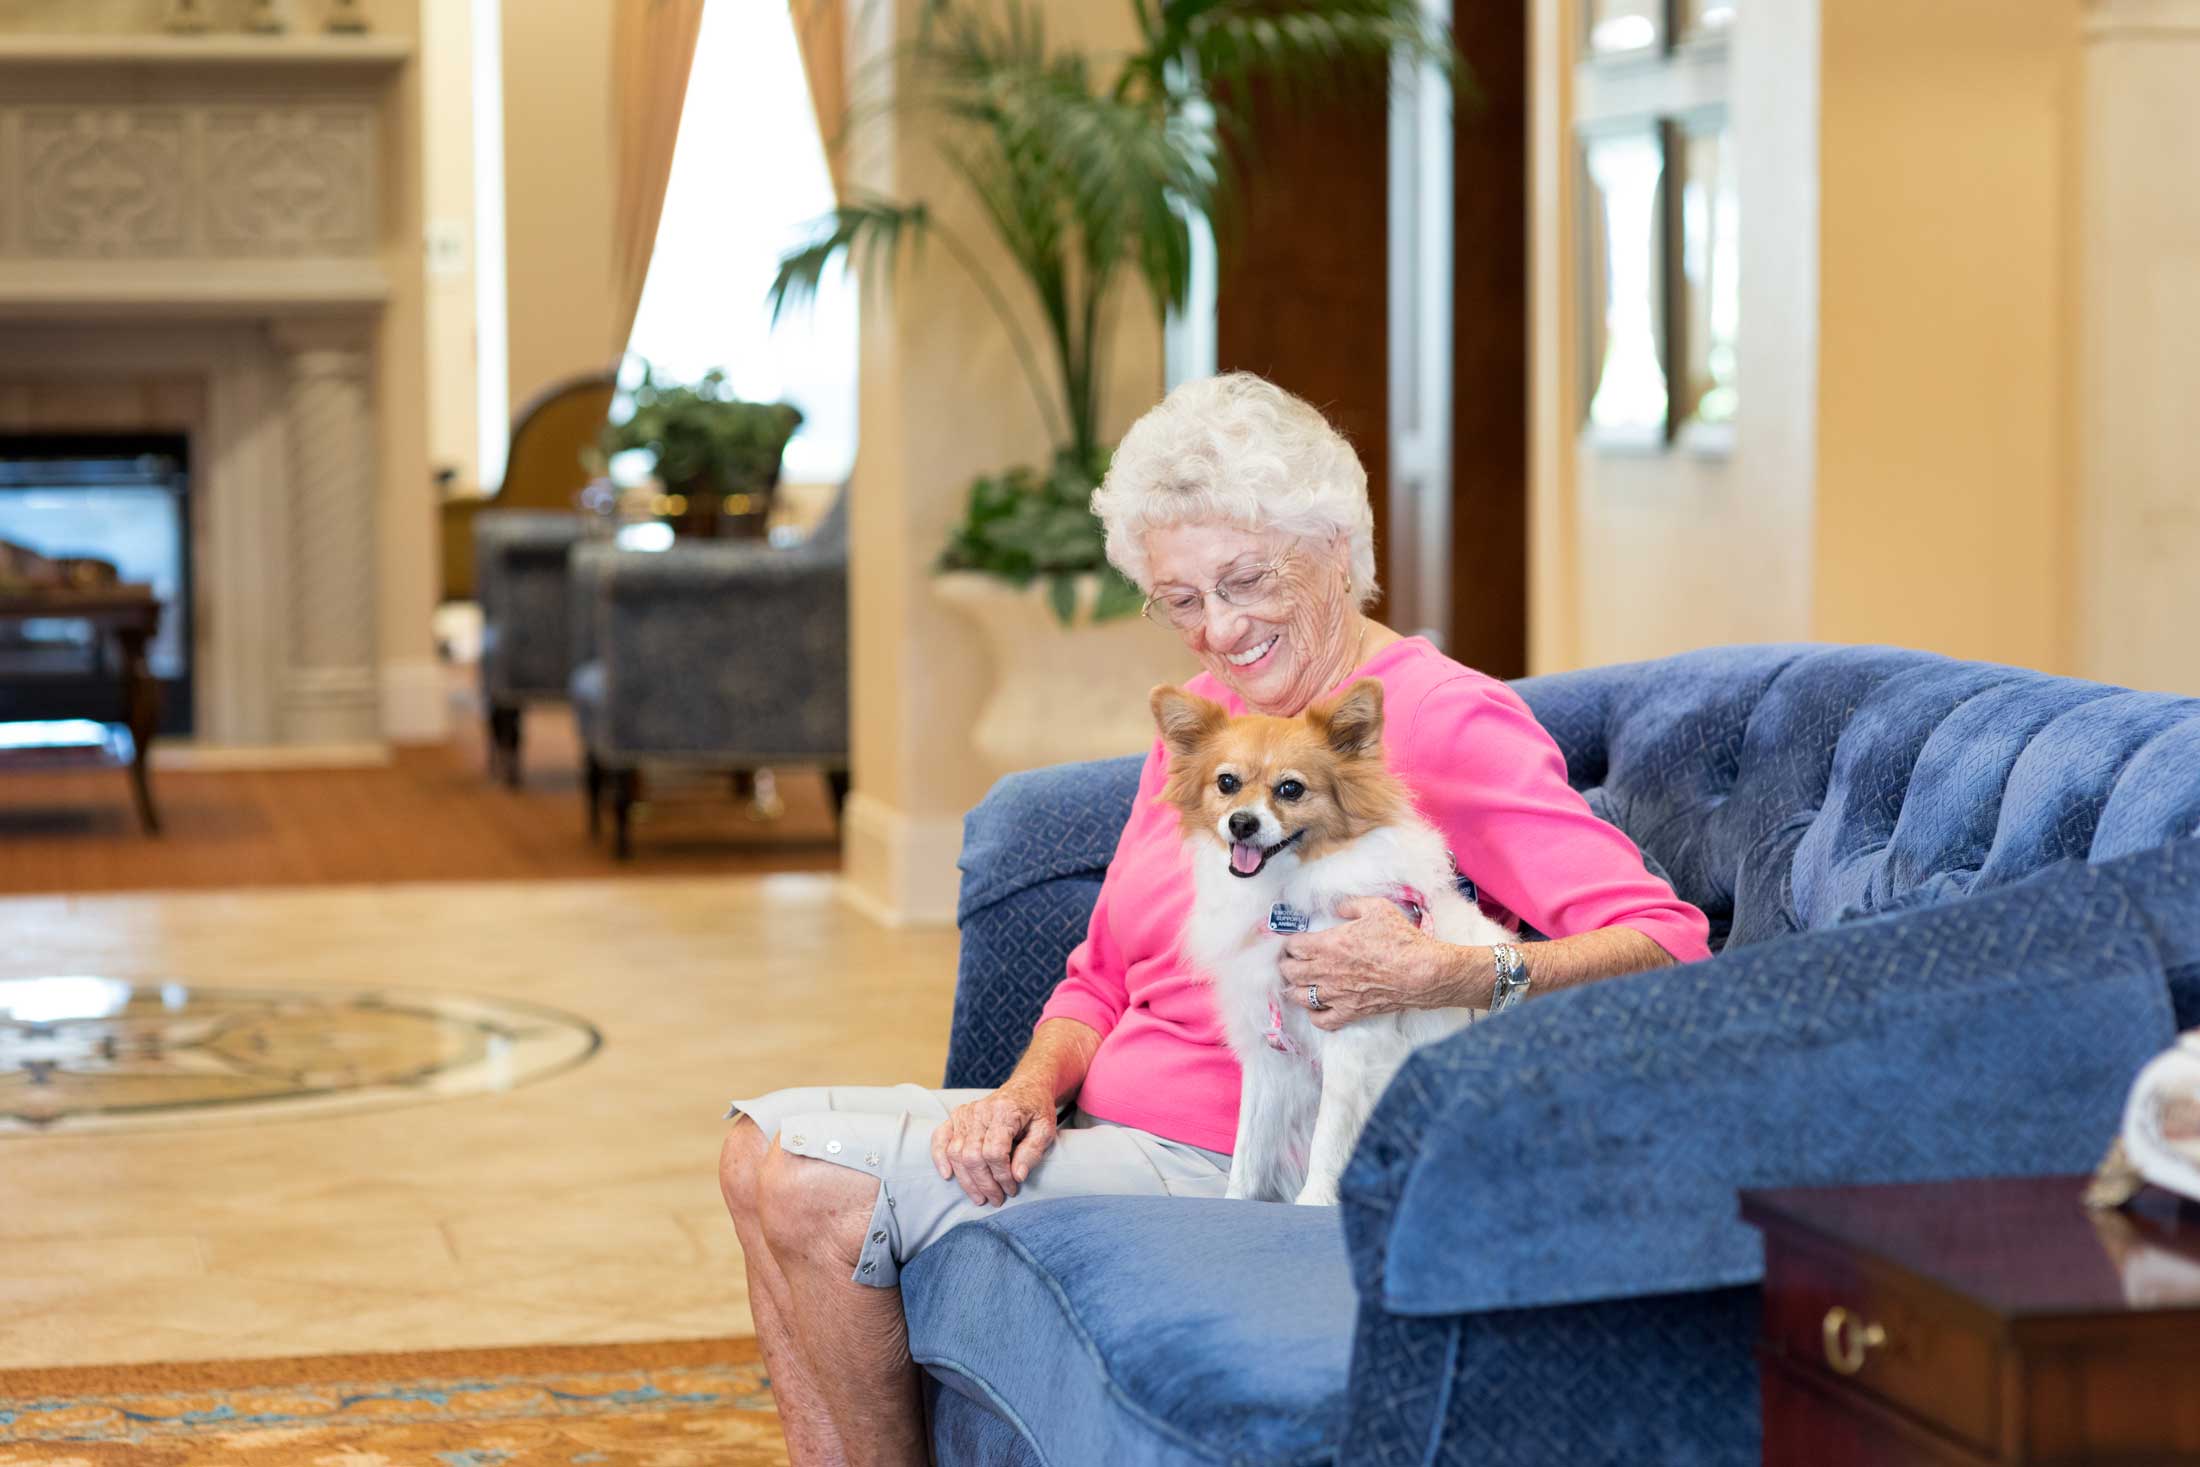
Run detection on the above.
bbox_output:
[0,584,163,833]
[1742,1175,2200,1465]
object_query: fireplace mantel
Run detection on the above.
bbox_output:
[0,260,387,317]
[0,33,412,70]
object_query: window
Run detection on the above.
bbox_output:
[622,0,859,486]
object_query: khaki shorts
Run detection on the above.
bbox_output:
[727,1084,1231,1288]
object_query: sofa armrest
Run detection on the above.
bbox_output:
[578,541,848,760]
[476,511,586,702]
[946,756,1143,1088]
[568,541,609,675]
[1341,839,2193,1318]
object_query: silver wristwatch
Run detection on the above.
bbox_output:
[1490,943,1531,1013]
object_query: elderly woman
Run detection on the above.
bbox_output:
[718,372,1710,1465]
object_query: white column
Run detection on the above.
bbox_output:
[2079,0,2200,693]
[271,318,383,747]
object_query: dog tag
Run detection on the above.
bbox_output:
[1267,903,1312,934]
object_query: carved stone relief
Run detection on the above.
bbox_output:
[205,110,374,256]
[22,110,188,258]
[5,104,376,261]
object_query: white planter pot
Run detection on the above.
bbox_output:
[935,571,1197,776]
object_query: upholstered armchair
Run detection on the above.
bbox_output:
[567,493,849,857]
[474,510,588,786]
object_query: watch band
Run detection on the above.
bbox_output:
[1490,942,1531,1013]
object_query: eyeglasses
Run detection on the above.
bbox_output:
[1141,561,1288,630]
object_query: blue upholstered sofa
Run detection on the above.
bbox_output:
[907,644,2200,1466]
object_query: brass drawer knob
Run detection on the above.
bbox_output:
[1822,1306,1888,1375]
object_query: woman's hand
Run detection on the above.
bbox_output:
[1276,897,1482,1031]
[930,1078,1060,1206]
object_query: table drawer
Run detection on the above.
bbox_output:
[1760,1354,1999,1467]
[1762,1236,2003,1453]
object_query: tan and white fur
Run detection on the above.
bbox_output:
[1153,678,1513,1206]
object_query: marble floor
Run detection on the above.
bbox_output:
[0,875,962,1369]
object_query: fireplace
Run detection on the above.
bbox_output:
[0,33,415,755]
[0,433,193,735]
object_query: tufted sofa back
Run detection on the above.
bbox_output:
[1513,644,2200,954]
[948,642,2200,1087]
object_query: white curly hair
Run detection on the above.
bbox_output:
[1092,372,1378,606]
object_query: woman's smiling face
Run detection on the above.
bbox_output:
[1140,521,1360,717]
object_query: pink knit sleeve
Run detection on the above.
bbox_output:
[1036,739,1169,1039]
[1398,673,1712,963]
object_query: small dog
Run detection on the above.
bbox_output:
[1153,677,1512,1205]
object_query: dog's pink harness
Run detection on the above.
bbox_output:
[1262,887,1431,1056]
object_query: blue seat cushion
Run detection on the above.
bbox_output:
[926,1375,1044,1467]
[904,1196,1354,1467]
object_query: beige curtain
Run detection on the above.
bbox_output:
[611,0,707,356]
[789,0,849,201]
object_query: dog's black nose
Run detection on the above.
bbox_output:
[1227,810,1260,842]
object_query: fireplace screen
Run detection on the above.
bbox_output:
[0,435,193,736]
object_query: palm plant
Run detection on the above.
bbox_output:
[773,0,1455,620]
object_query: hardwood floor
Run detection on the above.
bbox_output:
[0,706,841,894]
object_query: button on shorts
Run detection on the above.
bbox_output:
[727,1083,1231,1288]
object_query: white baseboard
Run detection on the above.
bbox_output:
[381,657,452,744]
[840,792,964,928]
[151,741,392,771]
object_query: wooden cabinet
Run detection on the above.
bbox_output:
[1741,1176,2200,1465]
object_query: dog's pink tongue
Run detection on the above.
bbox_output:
[1230,842,1264,876]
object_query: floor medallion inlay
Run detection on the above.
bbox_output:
[0,978,600,1133]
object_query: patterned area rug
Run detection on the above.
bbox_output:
[0,1337,785,1466]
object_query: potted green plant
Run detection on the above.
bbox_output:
[772,0,1454,767]
[599,363,804,540]
[934,446,1145,622]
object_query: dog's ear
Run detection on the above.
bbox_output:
[1312,678,1385,758]
[1151,684,1226,760]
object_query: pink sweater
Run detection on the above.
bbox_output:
[1037,636,1711,1153]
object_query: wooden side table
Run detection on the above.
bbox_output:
[0,584,163,832]
[1741,1176,2200,1465]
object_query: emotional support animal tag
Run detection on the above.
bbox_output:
[1267,903,1313,934]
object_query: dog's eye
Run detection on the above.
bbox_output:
[1275,779,1306,802]
[1216,773,1240,795]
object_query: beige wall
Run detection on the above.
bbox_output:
[501,0,618,415]
[842,0,1166,923]
[1814,0,2082,673]
[420,0,479,489]
[1533,0,2085,679]
[2077,5,2200,697]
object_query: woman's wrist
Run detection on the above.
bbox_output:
[1424,939,1494,1010]
[1019,1019,1098,1105]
